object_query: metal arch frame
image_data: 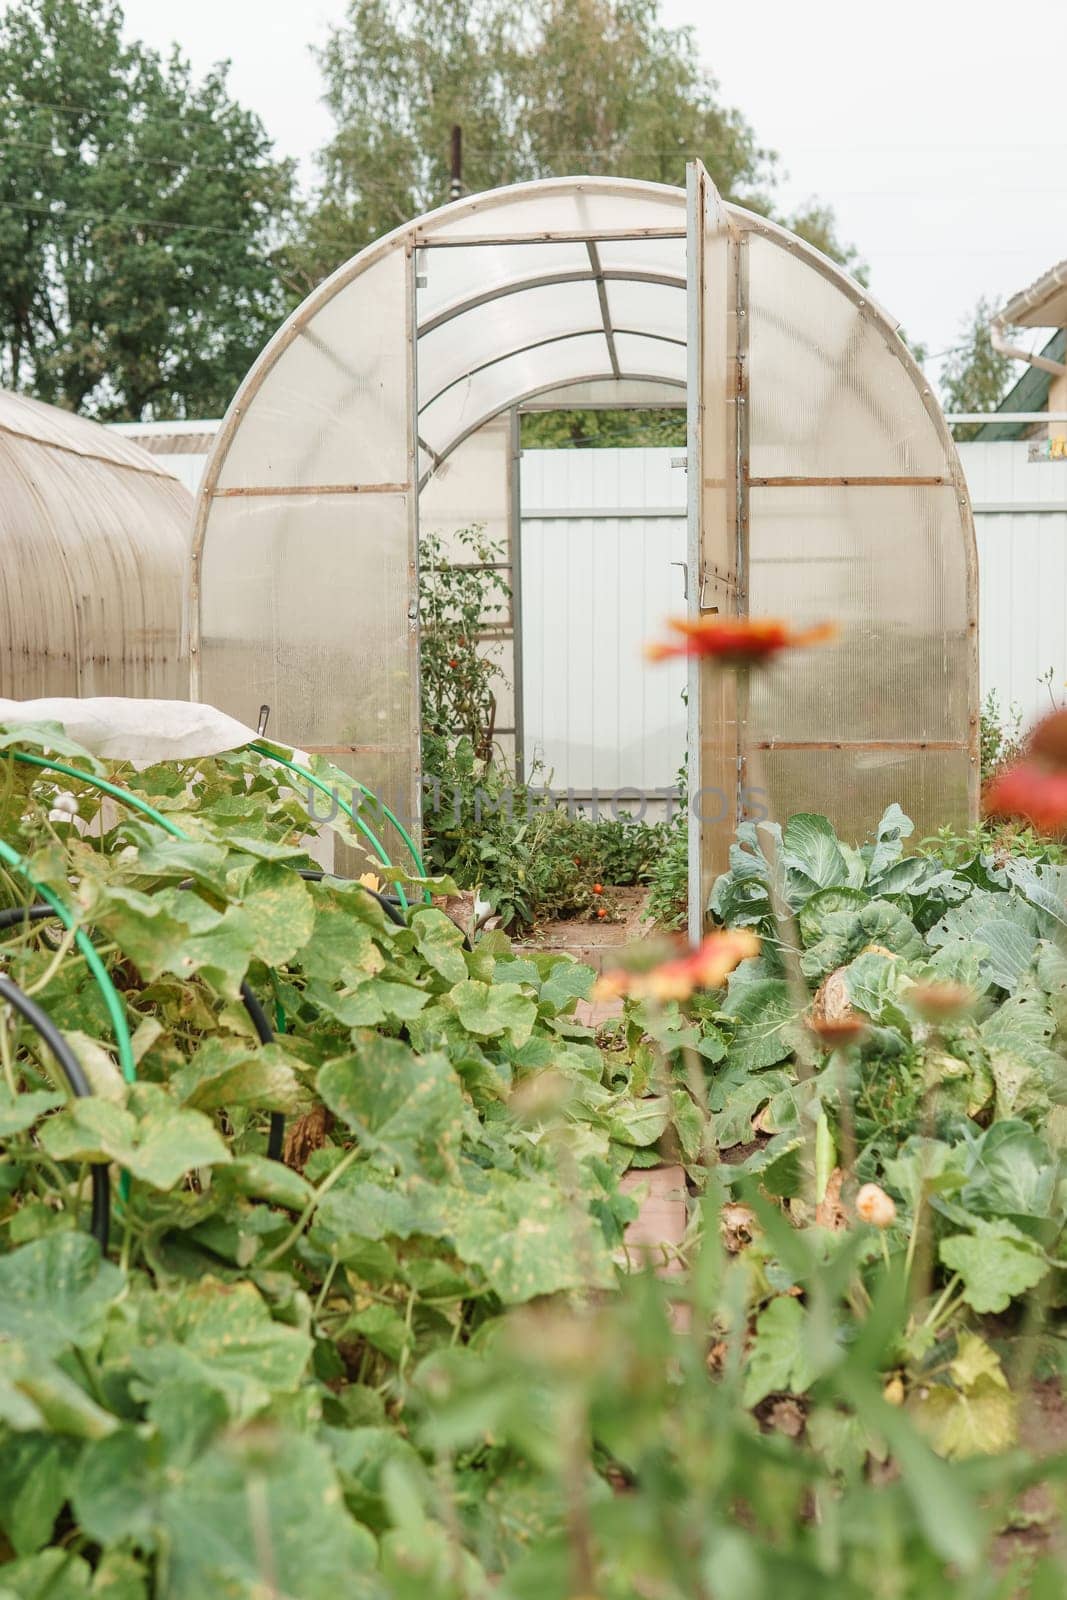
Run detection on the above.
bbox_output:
[417,267,685,338]
[420,326,686,413]
[189,170,980,846]
[418,372,686,493]
[188,176,694,691]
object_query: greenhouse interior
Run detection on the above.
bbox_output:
[190,165,978,934]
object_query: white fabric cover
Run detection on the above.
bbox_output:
[0,697,260,761]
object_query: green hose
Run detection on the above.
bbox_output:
[9,751,188,841]
[0,838,135,1088]
[248,743,420,910]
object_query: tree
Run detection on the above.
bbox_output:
[940,296,1017,440]
[292,0,860,293]
[0,0,294,419]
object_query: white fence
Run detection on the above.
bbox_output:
[520,448,687,801]
[958,442,1067,728]
[107,424,1067,781]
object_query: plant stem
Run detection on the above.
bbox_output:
[259,1143,363,1267]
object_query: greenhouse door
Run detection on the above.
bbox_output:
[686,161,741,942]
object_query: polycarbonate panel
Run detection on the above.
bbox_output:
[0,395,188,701]
[198,490,417,864]
[746,230,953,479]
[596,235,685,281]
[419,332,611,457]
[605,279,686,343]
[421,182,686,242]
[612,332,686,385]
[746,484,971,742]
[218,251,411,490]
[522,378,684,409]
[753,748,971,853]
[418,279,603,406]
[416,241,588,325]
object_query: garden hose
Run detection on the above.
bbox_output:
[0,840,135,1087]
[238,980,284,1161]
[0,754,429,1180]
[249,743,427,908]
[0,973,109,1249]
[295,868,407,927]
[3,752,291,1158]
[8,750,181,836]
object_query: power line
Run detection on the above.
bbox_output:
[0,91,249,137]
[0,194,272,240]
[0,130,280,181]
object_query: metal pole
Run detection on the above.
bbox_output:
[450,125,463,201]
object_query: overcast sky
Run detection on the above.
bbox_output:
[119,0,1065,373]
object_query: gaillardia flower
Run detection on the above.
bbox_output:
[984,706,1067,834]
[644,616,837,667]
[984,760,1067,834]
[595,929,759,1003]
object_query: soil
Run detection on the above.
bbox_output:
[513,885,655,971]
[993,1379,1067,1572]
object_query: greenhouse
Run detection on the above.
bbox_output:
[0,391,191,702]
[190,165,978,935]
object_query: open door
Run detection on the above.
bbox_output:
[686,162,741,942]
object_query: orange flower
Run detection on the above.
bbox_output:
[1027,708,1067,767]
[808,1014,868,1048]
[644,616,837,666]
[908,980,974,1022]
[984,760,1067,834]
[595,929,759,1003]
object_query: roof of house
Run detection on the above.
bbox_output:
[974,327,1067,441]
[1001,259,1067,328]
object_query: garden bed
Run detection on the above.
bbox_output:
[1,728,1067,1595]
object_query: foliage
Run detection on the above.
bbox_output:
[644,764,688,929]
[292,0,861,291]
[0,0,294,418]
[419,527,669,929]
[941,295,1018,442]
[422,735,665,929]
[521,406,686,450]
[419,525,510,756]
[1,740,1066,1592]
[981,689,1025,783]
[703,803,1067,1219]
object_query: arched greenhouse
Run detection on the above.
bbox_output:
[0,391,191,701]
[190,166,978,936]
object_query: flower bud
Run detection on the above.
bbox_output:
[855,1183,896,1228]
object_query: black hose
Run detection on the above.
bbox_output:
[0,973,110,1250]
[0,869,415,1175]
[294,869,407,926]
[239,980,284,1161]
[0,904,54,932]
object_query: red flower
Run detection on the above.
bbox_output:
[984,760,1067,834]
[595,929,759,1003]
[644,616,837,666]
[1028,708,1067,766]
[448,658,458,669]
